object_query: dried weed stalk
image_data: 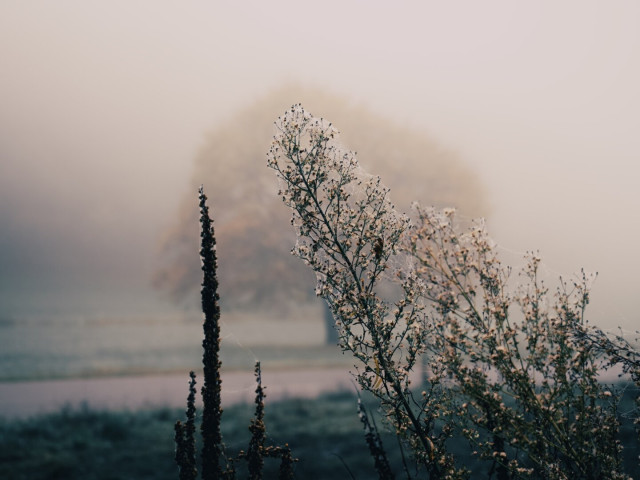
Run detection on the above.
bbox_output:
[268,104,639,479]
[175,187,295,480]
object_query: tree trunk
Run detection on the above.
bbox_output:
[322,301,339,344]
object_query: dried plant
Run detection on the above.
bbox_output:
[197,186,227,479]
[175,371,198,480]
[358,395,395,480]
[238,362,297,480]
[175,187,295,480]
[268,104,639,479]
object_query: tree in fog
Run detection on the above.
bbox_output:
[154,86,487,342]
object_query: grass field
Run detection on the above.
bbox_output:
[0,391,400,480]
[1,388,638,479]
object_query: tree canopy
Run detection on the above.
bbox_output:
[154,86,487,311]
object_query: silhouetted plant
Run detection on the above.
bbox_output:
[175,187,296,480]
[238,362,297,480]
[198,185,226,479]
[358,395,395,480]
[241,362,268,479]
[268,104,639,479]
[175,371,198,480]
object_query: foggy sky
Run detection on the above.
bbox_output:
[1,1,638,330]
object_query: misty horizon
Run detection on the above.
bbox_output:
[1,1,638,334]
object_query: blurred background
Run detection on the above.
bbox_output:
[1,1,639,391]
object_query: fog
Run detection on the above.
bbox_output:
[1,1,639,331]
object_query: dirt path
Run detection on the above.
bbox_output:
[0,367,357,419]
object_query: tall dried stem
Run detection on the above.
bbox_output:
[198,186,224,479]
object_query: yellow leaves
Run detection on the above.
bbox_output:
[425,436,436,462]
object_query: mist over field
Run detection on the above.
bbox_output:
[1,1,639,337]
